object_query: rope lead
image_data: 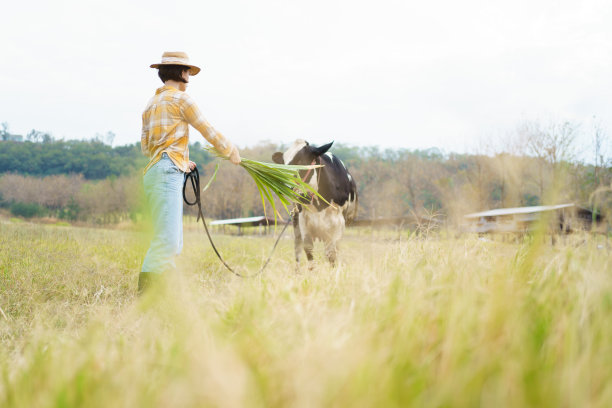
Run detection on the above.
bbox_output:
[183,166,292,278]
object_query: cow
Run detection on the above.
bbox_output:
[272,140,358,266]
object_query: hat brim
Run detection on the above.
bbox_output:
[150,63,200,76]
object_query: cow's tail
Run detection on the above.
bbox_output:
[343,178,358,225]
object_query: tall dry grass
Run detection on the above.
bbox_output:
[0,219,611,407]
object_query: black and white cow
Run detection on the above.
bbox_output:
[272,140,358,266]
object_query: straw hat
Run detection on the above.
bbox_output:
[150,51,201,75]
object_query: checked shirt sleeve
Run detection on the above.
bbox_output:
[181,95,233,157]
[141,114,150,156]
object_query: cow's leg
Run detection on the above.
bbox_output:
[323,209,345,266]
[298,213,315,264]
[324,240,337,266]
[293,213,303,264]
[304,235,314,262]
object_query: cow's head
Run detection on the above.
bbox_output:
[272,140,334,165]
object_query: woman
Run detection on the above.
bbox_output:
[139,51,241,293]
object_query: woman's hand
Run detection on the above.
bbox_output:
[187,161,196,172]
[229,146,241,165]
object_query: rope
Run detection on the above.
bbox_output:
[183,166,292,278]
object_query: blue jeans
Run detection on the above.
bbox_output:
[141,153,185,274]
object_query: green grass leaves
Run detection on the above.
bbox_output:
[206,147,325,222]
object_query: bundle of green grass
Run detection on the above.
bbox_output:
[206,147,324,221]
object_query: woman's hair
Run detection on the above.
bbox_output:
[158,65,189,83]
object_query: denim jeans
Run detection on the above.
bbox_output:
[141,153,185,274]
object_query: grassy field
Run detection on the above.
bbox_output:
[0,218,611,407]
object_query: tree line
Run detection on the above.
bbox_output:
[0,137,214,181]
[0,120,610,227]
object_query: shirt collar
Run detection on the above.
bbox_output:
[156,85,179,94]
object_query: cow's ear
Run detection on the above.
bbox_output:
[272,152,284,164]
[313,141,334,156]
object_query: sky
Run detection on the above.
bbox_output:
[2,0,611,155]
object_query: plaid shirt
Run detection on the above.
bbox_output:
[141,85,233,174]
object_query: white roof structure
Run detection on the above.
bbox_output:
[465,203,574,219]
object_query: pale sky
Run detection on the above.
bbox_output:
[2,0,611,154]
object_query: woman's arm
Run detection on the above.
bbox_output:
[181,95,241,164]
